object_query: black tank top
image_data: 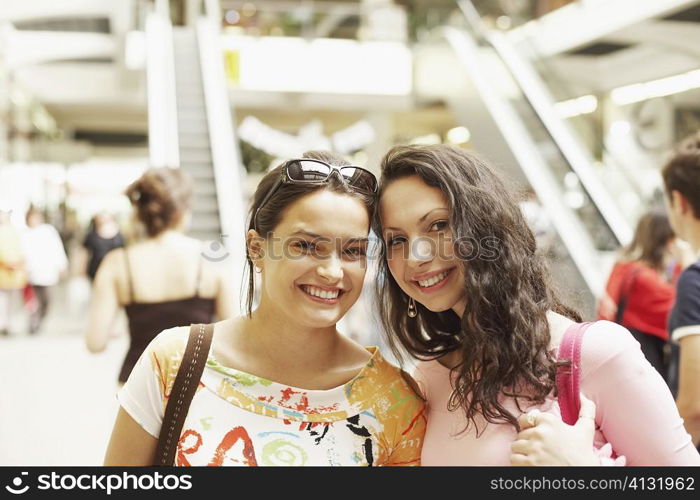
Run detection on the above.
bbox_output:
[119,248,216,383]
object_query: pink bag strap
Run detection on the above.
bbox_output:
[556,321,593,425]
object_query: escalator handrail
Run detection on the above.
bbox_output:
[455,0,633,247]
[521,46,648,203]
[196,0,247,312]
[145,8,180,168]
[494,0,651,205]
[442,26,605,297]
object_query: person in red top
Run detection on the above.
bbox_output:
[598,210,684,379]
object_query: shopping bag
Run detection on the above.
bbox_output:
[23,284,38,313]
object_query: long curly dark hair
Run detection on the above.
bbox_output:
[373,144,580,434]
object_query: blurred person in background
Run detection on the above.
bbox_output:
[0,208,27,336]
[22,208,68,334]
[663,131,700,448]
[85,167,235,384]
[83,212,125,283]
[597,210,687,380]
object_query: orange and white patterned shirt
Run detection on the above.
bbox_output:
[118,326,426,466]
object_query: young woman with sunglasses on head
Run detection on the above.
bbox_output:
[104,151,425,466]
[374,144,700,466]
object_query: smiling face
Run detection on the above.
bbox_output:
[249,189,370,328]
[379,175,467,315]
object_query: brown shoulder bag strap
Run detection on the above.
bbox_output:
[154,323,214,466]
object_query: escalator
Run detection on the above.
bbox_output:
[432,1,648,316]
[145,0,247,312]
[172,27,221,242]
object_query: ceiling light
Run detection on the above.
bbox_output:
[412,134,441,145]
[446,126,471,144]
[555,95,597,118]
[611,69,700,105]
[225,10,240,24]
[496,16,512,30]
[610,120,631,136]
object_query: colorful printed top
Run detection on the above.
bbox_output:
[118,326,426,466]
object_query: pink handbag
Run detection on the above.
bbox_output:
[556,321,625,465]
[556,322,591,425]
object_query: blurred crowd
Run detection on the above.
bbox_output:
[0,206,124,336]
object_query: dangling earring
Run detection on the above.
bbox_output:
[254,266,262,274]
[407,297,417,318]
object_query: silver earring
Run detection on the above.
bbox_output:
[254,266,262,274]
[407,297,417,318]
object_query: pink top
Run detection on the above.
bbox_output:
[414,320,700,466]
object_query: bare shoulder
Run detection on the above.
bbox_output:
[93,247,127,285]
[211,317,241,346]
[99,246,126,270]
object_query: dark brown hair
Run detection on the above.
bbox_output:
[125,167,192,238]
[244,150,375,316]
[373,144,580,433]
[662,131,700,217]
[621,210,674,271]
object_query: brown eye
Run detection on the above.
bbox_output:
[344,247,366,259]
[295,240,315,252]
[386,236,406,247]
[429,220,448,232]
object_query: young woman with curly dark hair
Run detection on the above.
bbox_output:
[374,144,700,466]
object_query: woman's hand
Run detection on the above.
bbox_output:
[510,394,599,466]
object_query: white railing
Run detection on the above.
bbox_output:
[197,0,247,311]
[145,1,179,168]
[488,32,633,245]
[457,0,633,247]
[508,0,700,58]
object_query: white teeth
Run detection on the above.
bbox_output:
[303,286,340,299]
[417,271,449,288]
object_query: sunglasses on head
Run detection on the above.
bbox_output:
[253,158,378,230]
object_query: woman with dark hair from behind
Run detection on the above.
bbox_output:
[85,167,235,384]
[598,210,690,379]
[374,143,700,465]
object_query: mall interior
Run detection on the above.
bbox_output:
[1,0,700,465]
